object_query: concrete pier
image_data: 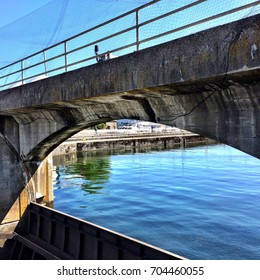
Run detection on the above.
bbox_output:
[0,154,54,259]
[1,154,54,225]
[53,129,209,156]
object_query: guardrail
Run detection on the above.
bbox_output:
[0,0,259,90]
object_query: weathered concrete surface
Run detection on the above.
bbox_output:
[0,153,53,224]
[0,15,259,223]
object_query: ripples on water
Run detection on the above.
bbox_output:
[52,144,260,259]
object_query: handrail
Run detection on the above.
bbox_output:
[0,0,259,90]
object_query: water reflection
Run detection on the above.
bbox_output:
[53,151,111,195]
[53,143,209,195]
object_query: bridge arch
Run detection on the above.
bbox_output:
[0,15,259,223]
[22,81,259,163]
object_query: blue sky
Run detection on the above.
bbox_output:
[0,0,151,27]
[0,0,151,66]
[0,0,53,27]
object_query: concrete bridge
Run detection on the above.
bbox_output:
[0,14,259,224]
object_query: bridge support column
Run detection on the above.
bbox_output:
[1,154,54,225]
[0,116,54,224]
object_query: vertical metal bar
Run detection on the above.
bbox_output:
[43,50,47,74]
[64,41,68,72]
[21,60,24,85]
[136,10,140,51]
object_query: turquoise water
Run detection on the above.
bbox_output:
[52,144,260,259]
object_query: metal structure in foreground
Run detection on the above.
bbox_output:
[10,202,184,260]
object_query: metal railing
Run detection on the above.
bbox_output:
[0,0,259,90]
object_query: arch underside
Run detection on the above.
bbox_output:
[10,74,260,161]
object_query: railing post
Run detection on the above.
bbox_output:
[21,60,24,85]
[136,10,140,51]
[64,41,68,72]
[43,50,47,74]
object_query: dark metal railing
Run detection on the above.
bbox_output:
[0,0,259,90]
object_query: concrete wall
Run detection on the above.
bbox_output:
[0,154,53,225]
[0,154,53,258]
[0,15,259,223]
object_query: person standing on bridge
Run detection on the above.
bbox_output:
[94,45,110,63]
